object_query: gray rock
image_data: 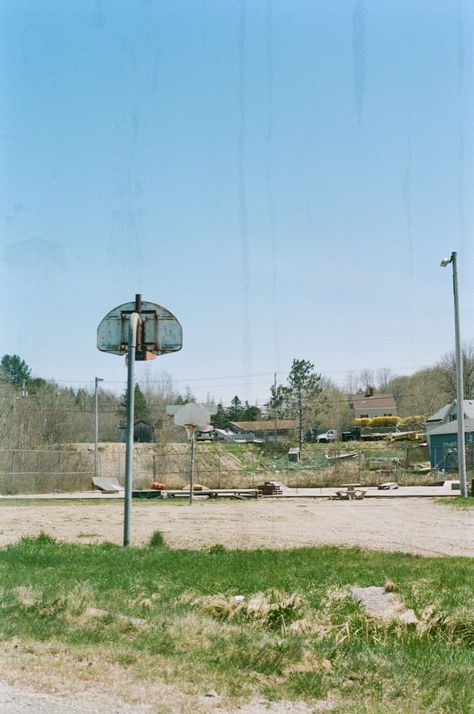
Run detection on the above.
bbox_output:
[351,586,418,623]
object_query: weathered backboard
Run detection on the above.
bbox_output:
[166,403,217,417]
[174,403,210,428]
[97,301,182,356]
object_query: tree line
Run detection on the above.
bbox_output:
[1,346,473,449]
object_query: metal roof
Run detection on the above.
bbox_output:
[426,417,474,437]
[427,400,474,423]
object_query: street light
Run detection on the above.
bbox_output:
[440,251,468,497]
[94,377,104,480]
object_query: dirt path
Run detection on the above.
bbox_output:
[0,497,472,557]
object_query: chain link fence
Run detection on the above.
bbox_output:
[0,441,438,495]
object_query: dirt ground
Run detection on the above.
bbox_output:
[0,496,472,557]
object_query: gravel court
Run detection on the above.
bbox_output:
[0,497,472,557]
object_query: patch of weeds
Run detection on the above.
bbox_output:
[136,624,177,657]
[417,607,474,646]
[286,670,327,699]
[208,544,227,555]
[149,530,167,548]
[211,631,300,676]
[185,589,304,633]
[115,651,137,666]
[19,532,58,548]
[434,497,474,509]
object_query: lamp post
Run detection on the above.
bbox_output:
[440,251,468,497]
[94,377,104,480]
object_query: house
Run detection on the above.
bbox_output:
[425,400,474,433]
[426,417,474,470]
[349,388,397,419]
[229,419,297,442]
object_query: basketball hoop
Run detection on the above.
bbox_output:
[173,403,211,504]
[184,424,197,441]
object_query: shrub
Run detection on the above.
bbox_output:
[149,530,167,548]
[369,416,400,428]
[354,418,371,427]
[400,415,426,428]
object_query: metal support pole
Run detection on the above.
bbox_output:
[451,252,468,498]
[190,429,196,505]
[124,312,141,546]
[94,377,103,480]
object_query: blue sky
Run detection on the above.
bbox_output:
[1,0,473,404]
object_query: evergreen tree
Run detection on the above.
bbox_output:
[119,384,151,423]
[273,359,323,451]
[211,403,229,429]
[227,395,244,422]
[241,401,262,421]
[0,354,32,389]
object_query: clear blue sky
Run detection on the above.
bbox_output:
[1,0,473,404]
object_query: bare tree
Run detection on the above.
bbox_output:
[343,371,360,395]
[436,345,474,400]
[376,368,392,393]
[358,369,375,393]
[319,378,352,430]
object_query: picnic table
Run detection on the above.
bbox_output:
[334,483,366,500]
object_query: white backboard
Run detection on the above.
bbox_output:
[174,403,210,428]
[166,403,217,416]
[97,301,182,356]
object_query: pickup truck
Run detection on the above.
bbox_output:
[305,429,337,443]
[341,426,390,441]
[315,429,337,443]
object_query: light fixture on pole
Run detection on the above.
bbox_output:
[440,251,468,498]
[94,377,104,480]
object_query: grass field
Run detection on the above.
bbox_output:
[0,534,473,713]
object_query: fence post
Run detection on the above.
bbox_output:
[10,450,14,495]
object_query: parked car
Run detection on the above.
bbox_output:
[196,427,216,441]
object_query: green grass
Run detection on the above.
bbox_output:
[434,497,474,508]
[0,535,472,712]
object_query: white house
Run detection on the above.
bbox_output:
[425,400,474,433]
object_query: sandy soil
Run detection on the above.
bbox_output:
[0,497,472,557]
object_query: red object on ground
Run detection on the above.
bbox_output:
[150,481,166,490]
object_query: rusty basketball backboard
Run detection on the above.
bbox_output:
[97,300,182,357]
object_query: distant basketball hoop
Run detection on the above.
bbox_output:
[174,403,210,437]
[184,424,196,441]
[174,403,211,504]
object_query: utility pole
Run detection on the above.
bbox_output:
[94,377,104,480]
[273,372,277,442]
